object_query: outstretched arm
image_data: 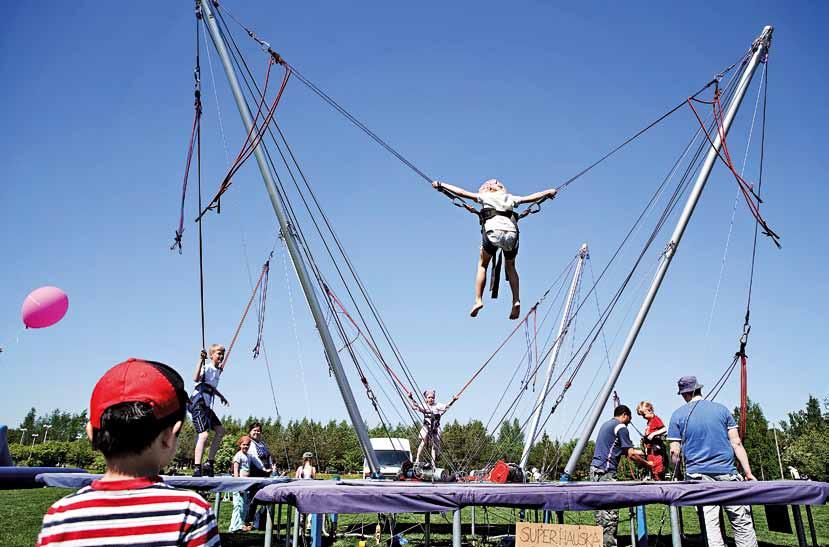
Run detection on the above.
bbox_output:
[433,181,478,201]
[728,428,756,480]
[626,447,654,469]
[408,392,424,413]
[515,188,557,205]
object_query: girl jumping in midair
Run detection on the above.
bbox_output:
[433,179,557,319]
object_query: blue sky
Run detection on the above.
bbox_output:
[2,1,826,444]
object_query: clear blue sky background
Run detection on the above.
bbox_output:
[2,1,826,445]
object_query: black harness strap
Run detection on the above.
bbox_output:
[490,250,502,299]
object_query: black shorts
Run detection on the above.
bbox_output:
[188,397,221,433]
[482,231,519,260]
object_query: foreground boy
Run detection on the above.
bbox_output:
[36,358,220,546]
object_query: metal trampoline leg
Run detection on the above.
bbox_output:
[292,509,301,547]
[213,492,221,519]
[792,505,807,547]
[265,505,274,547]
[669,506,682,547]
[276,503,282,544]
[471,506,476,540]
[804,505,818,547]
[424,512,431,547]
[453,509,462,547]
[310,514,322,547]
[636,506,649,547]
[285,506,293,547]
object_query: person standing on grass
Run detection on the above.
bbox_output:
[229,435,253,533]
[668,376,758,547]
[296,452,317,479]
[589,404,654,547]
[245,422,274,530]
[36,358,219,546]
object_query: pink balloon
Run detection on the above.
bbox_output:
[21,286,69,329]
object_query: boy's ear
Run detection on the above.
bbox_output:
[85,421,94,442]
[161,421,183,449]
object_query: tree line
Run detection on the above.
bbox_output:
[6,395,828,482]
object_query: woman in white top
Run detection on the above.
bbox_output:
[296,452,317,479]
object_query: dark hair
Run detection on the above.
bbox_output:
[614,405,632,418]
[248,421,263,432]
[92,362,187,458]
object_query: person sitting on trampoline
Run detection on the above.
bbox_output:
[432,178,557,319]
[409,389,455,465]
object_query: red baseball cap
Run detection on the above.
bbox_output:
[89,358,186,429]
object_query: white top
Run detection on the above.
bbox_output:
[418,402,449,429]
[296,463,315,479]
[477,191,518,232]
[232,451,250,476]
[192,362,222,407]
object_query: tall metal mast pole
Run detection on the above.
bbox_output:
[197,0,380,474]
[519,244,589,471]
[562,26,773,480]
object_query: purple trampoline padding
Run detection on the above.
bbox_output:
[254,479,829,513]
[1,467,86,489]
[37,472,291,493]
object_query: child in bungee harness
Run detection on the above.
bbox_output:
[433,179,557,319]
[409,389,456,465]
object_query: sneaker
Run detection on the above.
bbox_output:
[203,460,215,477]
[193,465,203,477]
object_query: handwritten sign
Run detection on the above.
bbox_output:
[515,522,602,547]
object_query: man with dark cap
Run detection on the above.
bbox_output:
[589,405,653,547]
[667,376,758,547]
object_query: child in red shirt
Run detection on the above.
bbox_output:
[636,401,668,480]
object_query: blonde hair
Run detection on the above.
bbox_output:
[636,401,654,415]
[479,178,506,193]
[209,343,225,355]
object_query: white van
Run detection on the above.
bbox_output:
[362,437,412,479]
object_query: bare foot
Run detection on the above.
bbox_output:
[470,302,484,317]
[509,302,521,320]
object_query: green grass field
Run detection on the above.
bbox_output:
[1,487,825,546]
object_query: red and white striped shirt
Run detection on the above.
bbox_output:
[36,477,220,546]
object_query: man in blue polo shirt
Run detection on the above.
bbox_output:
[589,405,653,547]
[668,376,757,547]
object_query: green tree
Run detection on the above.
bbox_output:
[782,426,829,482]
[733,399,779,479]
[20,408,37,432]
[442,419,493,471]
[491,418,524,463]
[780,395,826,439]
